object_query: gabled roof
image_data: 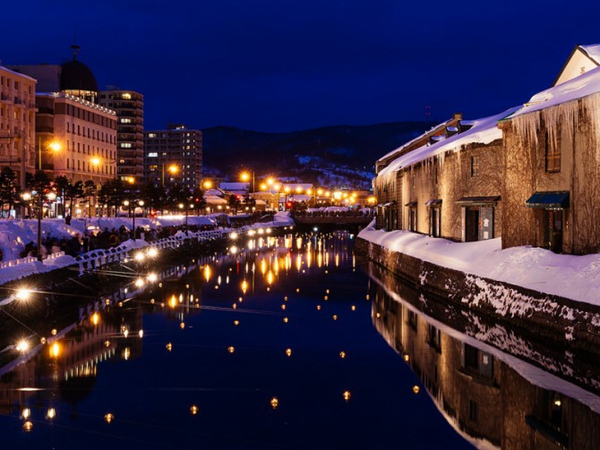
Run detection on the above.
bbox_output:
[378,107,519,176]
[553,44,600,87]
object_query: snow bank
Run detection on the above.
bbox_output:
[359,222,600,305]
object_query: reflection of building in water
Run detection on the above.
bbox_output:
[0,301,144,418]
[0,358,36,416]
[372,284,600,449]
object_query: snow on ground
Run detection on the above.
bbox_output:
[358,220,600,305]
[0,212,294,288]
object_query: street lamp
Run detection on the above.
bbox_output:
[240,171,255,195]
[26,189,55,261]
[162,163,179,186]
[38,138,61,171]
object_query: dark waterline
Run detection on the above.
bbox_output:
[1,232,472,449]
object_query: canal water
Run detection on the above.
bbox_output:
[2,231,599,449]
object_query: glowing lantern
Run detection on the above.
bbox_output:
[23,421,33,432]
[285,348,292,357]
[228,346,235,354]
[339,351,346,359]
[413,385,420,394]
[166,343,173,352]
[270,397,279,409]
[104,413,114,424]
[342,391,351,402]
[190,405,199,415]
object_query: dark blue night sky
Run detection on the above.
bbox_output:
[2,0,599,131]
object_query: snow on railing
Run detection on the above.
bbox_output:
[74,228,230,275]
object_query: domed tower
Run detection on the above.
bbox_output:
[60,45,99,103]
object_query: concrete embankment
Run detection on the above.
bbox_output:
[355,237,600,354]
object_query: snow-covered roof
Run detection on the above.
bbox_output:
[376,117,457,163]
[581,44,600,64]
[378,107,519,176]
[206,195,228,205]
[204,188,224,197]
[509,64,600,119]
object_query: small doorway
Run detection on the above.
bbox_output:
[465,208,479,242]
[408,207,417,232]
[430,207,441,237]
[543,209,563,253]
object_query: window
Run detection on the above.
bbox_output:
[122,93,132,99]
[545,131,561,173]
[428,324,442,352]
[470,156,479,177]
[120,118,132,124]
[407,310,418,330]
[121,143,132,148]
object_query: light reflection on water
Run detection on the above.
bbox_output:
[1,231,472,449]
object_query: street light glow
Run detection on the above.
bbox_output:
[16,288,32,301]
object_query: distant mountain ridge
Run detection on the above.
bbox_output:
[201,121,435,188]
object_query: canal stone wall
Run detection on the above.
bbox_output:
[356,237,600,353]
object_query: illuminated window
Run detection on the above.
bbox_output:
[120,118,132,124]
[122,93,132,100]
[148,133,157,138]
[147,152,158,157]
[121,143,132,148]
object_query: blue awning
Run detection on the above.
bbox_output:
[525,191,569,209]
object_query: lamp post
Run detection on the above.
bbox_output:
[38,138,61,171]
[240,171,255,196]
[162,163,179,186]
[126,199,144,241]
